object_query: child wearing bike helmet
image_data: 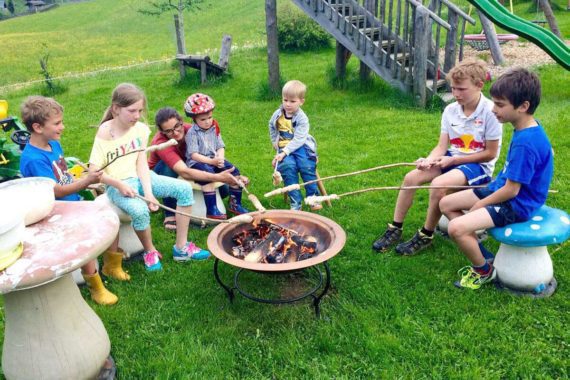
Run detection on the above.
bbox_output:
[184,93,249,219]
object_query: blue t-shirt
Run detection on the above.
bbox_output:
[20,140,80,201]
[488,124,553,220]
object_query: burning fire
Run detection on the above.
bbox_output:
[231,220,318,264]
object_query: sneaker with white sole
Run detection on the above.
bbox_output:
[454,266,496,289]
[144,250,162,271]
[173,241,211,261]
[395,230,433,256]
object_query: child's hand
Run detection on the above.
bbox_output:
[272,152,286,167]
[215,157,225,168]
[433,156,454,169]
[84,170,103,185]
[118,183,136,198]
[415,157,433,170]
[146,195,160,212]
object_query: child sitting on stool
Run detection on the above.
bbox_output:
[184,93,249,220]
[269,80,321,211]
[440,68,553,290]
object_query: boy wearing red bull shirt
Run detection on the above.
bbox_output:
[440,68,552,289]
[372,59,502,256]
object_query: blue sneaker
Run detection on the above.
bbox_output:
[173,241,211,261]
[143,250,162,271]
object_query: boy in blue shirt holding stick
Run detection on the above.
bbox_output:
[440,68,553,290]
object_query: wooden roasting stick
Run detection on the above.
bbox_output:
[304,185,488,207]
[99,139,178,171]
[264,162,417,198]
[134,194,253,226]
[230,174,267,212]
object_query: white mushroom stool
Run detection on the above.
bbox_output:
[180,178,226,225]
[490,206,570,296]
[93,193,144,258]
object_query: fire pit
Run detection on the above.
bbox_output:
[207,210,346,317]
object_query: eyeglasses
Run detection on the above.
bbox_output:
[162,122,183,136]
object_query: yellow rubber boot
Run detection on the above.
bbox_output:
[102,249,131,281]
[83,272,119,306]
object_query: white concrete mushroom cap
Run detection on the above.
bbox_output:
[490,206,570,247]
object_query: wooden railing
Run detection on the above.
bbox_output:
[292,0,476,106]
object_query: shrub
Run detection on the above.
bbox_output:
[277,4,331,52]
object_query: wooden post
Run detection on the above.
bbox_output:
[413,7,429,107]
[265,0,280,95]
[200,60,207,84]
[359,0,377,82]
[478,11,504,66]
[218,34,232,70]
[538,0,562,38]
[336,42,349,80]
[443,11,459,75]
[174,13,187,79]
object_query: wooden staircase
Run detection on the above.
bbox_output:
[291,0,475,106]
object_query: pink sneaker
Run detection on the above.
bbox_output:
[144,250,162,271]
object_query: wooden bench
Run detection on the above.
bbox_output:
[176,35,232,83]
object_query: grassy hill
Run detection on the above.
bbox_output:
[0,1,569,378]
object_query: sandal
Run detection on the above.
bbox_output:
[163,218,177,231]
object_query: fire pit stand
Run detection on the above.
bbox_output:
[213,259,331,318]
[207,210,346,319]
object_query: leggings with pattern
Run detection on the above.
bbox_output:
[106,171,193,231]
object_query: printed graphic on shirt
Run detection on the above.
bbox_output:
[52,156,74,186]
[105,137,144,164]
[450,133,485,153]
[277,114,294,148]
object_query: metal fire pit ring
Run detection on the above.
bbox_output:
[207,210,346,317]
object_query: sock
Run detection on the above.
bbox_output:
[420,227,434,237]
[478,242,495,260]
[473,261,492,275]
[392,221,403,229]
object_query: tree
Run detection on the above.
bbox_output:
[138,1,204,77]
[538,0,562,39]
[265,0,280,95]
[7,0,15,15]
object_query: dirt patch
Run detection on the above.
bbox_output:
[458,39,566,77]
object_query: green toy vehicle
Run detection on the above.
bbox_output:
[0,100,31,183]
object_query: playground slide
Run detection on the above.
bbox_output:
[467,0,569,70]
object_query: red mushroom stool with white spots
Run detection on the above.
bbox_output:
[94,193,144,258]
[490,206,570,296]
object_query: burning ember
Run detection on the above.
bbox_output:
[231,220,318,264]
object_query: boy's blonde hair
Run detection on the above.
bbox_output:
[446,59,487,85]
[20,96,64,132]
[282,80,307,99]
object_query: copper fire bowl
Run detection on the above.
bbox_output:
[207,210,346,272]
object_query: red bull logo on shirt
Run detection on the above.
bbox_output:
[450,134,485,153]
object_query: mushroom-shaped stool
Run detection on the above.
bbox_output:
[94,193,144,258]
[180,178,226,225]
[490,206,570,295]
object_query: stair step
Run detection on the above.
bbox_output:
[373,39,395,49]
[426,79,447,89]
[389,52,410,63]
[331,4,352,15]
[359,27,381,38]
[438,92,455,104]
[345,14,366,25]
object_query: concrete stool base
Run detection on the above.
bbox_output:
[179,179,226,226]
[494,244,554,292]
[2,274,111,380]
[495,276,557,298]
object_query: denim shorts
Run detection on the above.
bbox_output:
[474,187,521,227]
[442,162,491,186]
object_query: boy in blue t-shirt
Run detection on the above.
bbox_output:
[440,68,553,290]
[19,95,119,305]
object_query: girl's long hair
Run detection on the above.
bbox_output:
[99,83,147,126]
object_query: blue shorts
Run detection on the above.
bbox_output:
[442,162,491,186]
[474,188,522,227]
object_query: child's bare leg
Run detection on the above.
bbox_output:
[175,205,192,248]
[393,168,441,222]
[440,190,480,221]
[108,234,119,252]
[447,209,494,266]
[424,169,467,231]
[135,228,156,252]
[203,183,214,192]
[81,260,98,275]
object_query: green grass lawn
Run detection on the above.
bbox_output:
[1,1,569,378]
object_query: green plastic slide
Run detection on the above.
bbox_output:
[467,0,569,70]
